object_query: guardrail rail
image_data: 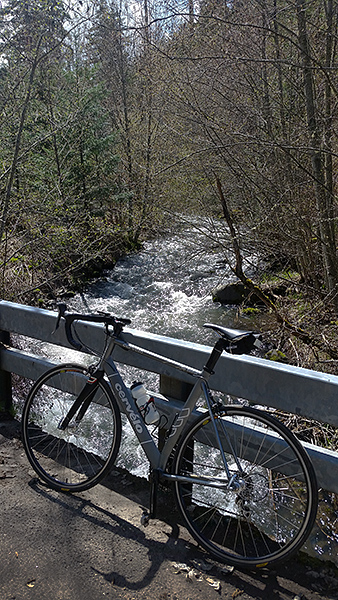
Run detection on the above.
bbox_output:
[1,300,338,494]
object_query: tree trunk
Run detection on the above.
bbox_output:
[0,37,42,243]
[323,0,336,247]
[296,0,338,308]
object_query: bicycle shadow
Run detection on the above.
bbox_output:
[1,417,328,599]
[27,476,329,600]
[27,475,192,593]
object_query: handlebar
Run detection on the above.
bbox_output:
[54,303,131,351]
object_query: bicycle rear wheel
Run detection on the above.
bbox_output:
[172,405,318,568]
[22,364,121,492]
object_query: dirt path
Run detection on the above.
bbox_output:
[0,419,336,600]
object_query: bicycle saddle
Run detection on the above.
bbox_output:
[203,323,256,341]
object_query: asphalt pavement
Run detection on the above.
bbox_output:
[0,418,337,600]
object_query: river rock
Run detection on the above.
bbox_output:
[212,282,263,305]
[212,282,247,305]
[212,281,289,306]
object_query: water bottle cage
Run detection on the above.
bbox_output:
[139,397,155,418]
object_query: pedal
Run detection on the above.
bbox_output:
[140,510,150,527]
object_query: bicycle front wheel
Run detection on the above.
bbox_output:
[22,364,122,492]
[172,405,318,568]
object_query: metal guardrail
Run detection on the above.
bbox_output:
[1,300,338,493]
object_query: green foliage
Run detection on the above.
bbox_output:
[242,307,262,316]
[0,1,137,302]
[265,349,288,363]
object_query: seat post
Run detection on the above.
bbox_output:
[203,338,225,375]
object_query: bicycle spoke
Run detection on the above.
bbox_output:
[173,406,317,567]
[22,364,121,492]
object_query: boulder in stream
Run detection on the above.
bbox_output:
[212,282,263,305]
[212,281,289,306]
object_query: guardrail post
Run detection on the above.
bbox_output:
[159,374,193,403]
[0,330,13,418]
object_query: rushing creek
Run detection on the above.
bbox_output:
[20,227,338,566]
[26,228,242,472]
[36,228,250,474]
[72,228,254,341]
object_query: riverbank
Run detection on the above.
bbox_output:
[1,417,337,600]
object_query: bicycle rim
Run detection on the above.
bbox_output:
[173,405,318,568]
[22,364,121,492]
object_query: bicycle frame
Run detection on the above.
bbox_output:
[96,331,227,478]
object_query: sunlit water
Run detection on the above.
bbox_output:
[19,227,338,565]
[25,227,266,475]
[73,228,252,340]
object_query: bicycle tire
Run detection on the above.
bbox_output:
[22,363,122,492]
[172,405,318,568]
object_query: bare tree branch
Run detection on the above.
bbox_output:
[215,174,338,360]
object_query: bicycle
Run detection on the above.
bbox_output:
[21,303,318,569]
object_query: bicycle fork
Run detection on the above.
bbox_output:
[57,371,103,430]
